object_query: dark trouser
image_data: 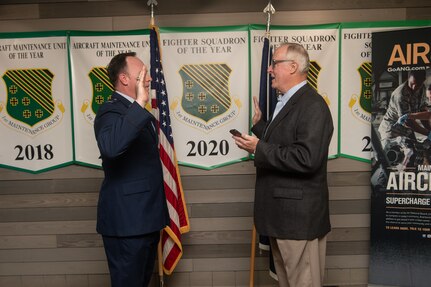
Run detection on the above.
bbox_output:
[102,231,160,287]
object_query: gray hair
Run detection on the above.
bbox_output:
[279,42,310,74]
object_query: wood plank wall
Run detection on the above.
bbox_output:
[0,159,370,287]
[0,1,430,286]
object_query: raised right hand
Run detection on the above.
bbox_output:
[252,96,262,125]
[135,65,150,107]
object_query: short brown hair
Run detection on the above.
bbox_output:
[107,52,137,86]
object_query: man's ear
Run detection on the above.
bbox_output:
[118,73,128,86]
[289,62,298,74]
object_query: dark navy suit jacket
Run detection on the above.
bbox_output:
[94,92,169,237]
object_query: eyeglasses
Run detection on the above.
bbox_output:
[271,59,294,67]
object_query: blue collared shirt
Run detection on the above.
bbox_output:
[272,80,307,121]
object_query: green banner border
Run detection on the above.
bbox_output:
[0,30,68,39]
[159,25,249,33]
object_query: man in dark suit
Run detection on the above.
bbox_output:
[233,43,333,287]
[94,52,169,287]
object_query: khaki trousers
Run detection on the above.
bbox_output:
[269,235,327,287]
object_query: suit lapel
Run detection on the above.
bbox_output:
[264,84,310,140]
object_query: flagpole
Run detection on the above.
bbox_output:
[263,1,275,120]
[250,2,275,287]
[147,0,157,27]
[249,225,257,287]
[264,1,275,38]
[158,230,164,287]
[146,2,163,285]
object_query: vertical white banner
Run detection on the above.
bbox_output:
[69,31,150,167]
[250,24,339,158]
[340,21,431,162]
[340,26,374,162]
[159,26,250,169]
[0,33,72,172]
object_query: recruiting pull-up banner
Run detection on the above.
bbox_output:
[370,26,431,287]
[249,24,339,158]
[69,30,150,167]
[340,21,431,163]
[0,32,73,173]
[158,26,250,169]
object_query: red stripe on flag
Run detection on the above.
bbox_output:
[150,27,190,274]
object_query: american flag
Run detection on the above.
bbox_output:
[149,27,190,274]
[258,36,277,122]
